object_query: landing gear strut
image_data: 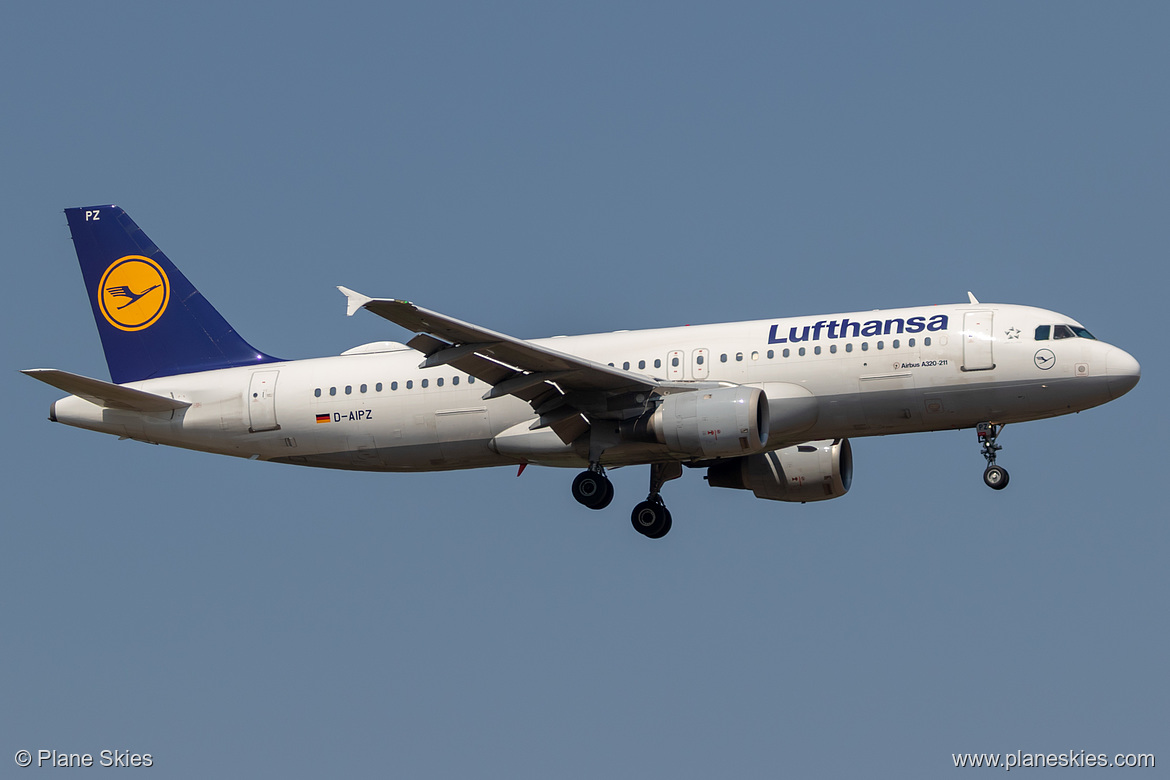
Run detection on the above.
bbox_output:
[631,462,682,539]
[977,422,1009,490]
[571,464,614,509]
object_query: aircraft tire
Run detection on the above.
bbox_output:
[593,478,615,510]
[631,501,671,538]
[572,470,612,509]
[983,465,1010,490]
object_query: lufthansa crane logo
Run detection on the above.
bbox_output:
[1034,349,1056,370]
[98,256,170,331]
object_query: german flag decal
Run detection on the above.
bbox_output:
[315,413,331,424]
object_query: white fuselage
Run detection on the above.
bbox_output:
[49,302,1139,471]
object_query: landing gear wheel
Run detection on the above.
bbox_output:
[983,465,1010,490]
[572,470,613,509]
[631,500,672,539]
[595,478,615,509]
[976,422,1010,492]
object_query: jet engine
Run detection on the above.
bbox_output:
[632,386,769,459]
[706,438,852,502]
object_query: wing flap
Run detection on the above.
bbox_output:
[22,369,191,412]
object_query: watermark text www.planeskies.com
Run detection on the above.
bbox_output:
[953,750,1154,770]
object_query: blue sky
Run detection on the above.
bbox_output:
[3,3,1166,776]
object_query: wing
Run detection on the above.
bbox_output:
[337,287,669,444]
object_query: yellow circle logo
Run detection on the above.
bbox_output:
[98,255,170,331]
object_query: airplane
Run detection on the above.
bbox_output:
[24,205,1141,539]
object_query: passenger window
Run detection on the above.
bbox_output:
[421,379,429,388]
[314,388,321,398]
[830,344,837,354]
[406,380,413,389]
[892,339,900,349]
[766,350,774,359]
[861,342,869,352]
[639,359,646,369]
[391,381,398,391]
[846,343,853,353]
[360,384,367,393]
[924,337,931,347]
[877,341,884,350]
[345,385,352,395]
[452,376,459,385]
[376,382,382,392]
[330,387,337,396]
[671,357,679,367]
[908,338,915,347]
[798,347,806,356]
[694,356,702,366]
[437,377,444,387]
[623,361,630,370]
[782,348,790,358]
[751,351,759,360]
[468,376,475,384]
[720,354,728,363]
[654,359,662,369]
[814,346,821,355]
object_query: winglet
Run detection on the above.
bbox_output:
[967,291,980,304]
[337,286,374,317]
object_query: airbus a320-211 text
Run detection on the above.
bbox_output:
[25,206,1141,538]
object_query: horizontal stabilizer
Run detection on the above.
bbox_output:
[21,369,191,412]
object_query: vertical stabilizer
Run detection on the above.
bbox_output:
[65,205,280,383]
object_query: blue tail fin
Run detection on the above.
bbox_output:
[66,205,281,383]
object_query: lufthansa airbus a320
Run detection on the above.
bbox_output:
[25,206,1141,538]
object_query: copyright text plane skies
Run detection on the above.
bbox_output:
[24,206,1141,538]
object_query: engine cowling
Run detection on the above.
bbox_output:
[647,386,770,459]
[706,438,852,502]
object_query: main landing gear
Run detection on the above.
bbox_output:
[569,461,682,539]
[571,464,614,510]
[977,422,1009,490]
[630,462,682,539]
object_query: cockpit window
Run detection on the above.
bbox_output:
[1038,324,1095,341]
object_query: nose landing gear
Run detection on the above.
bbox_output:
[977,422,1010,490]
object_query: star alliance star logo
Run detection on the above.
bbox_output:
[1005,327,1021,340]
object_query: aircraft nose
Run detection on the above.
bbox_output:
[1105,347,1140,399]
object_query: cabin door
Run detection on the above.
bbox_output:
[248,370,280,432]
[962,311,995,371]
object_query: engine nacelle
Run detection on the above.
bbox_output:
[646,386,770,459]
[706,438,852,502]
